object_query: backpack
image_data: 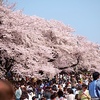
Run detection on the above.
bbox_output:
[96,79,100,97]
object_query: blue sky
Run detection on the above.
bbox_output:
[8,0,100,43]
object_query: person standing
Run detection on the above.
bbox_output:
[57,90,67,100]
[66,88,75,100]
[15,85,22,100]
[78,83,91,100]
[89,72,100,100]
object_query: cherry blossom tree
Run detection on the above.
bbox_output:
[0,5,100,79]
[0,0,2,5]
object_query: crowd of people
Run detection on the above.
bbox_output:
[0,71,100,100]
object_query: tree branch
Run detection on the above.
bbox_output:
[58,56,80,70]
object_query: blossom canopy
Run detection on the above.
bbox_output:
[0,5,100,78]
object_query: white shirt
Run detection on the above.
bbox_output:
[66,94,75,100]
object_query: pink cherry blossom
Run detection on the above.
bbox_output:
[0,5,100,79]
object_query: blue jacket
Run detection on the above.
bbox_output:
[89,79,100,98]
